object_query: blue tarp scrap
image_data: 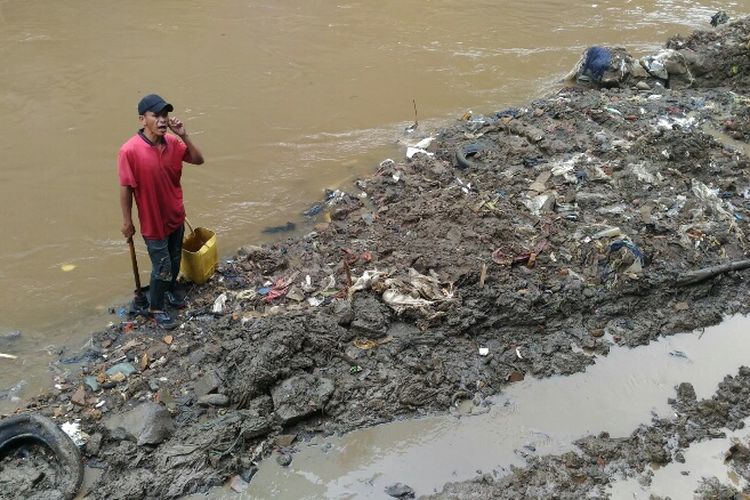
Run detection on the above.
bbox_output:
[583,46,612,82]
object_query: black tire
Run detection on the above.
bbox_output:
[455,143,486,170]
[0,413,83,500]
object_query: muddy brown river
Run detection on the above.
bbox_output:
[0,0,748,473]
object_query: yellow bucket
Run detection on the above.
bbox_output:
[180,219,218,284]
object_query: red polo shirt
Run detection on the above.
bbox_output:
[118,132,190,240]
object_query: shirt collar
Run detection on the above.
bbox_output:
[138,129,167,147]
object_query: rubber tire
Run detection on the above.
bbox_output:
[0,413,84,499]
[455,143,485,170]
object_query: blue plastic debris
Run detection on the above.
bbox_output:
[609,240,644,264]
[257,287,272,296]
[582,46,612,82]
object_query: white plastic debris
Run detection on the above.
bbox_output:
[348,270,384,297]
[413,137,435,149]
[550,154,583,183]
[212,293,228,313]
[630,163,661,184]
[592,227,623,239]
[655,115,695,131]
[61,421,89,447]
[478,347,489,356]
[406,147,434,159]
[515,347,524,360]
[522,193,555,216]
[235,289,257,301]
[641,51,670,79]
[692,179,733,220]
[382,290,434,312]
[454,177,473,195]
[301,275,315,293]
[666,195,687,218]
[318,275,336,293]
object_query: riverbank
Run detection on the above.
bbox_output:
[5,15,750,499]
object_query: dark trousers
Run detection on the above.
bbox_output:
[144,224,184,310]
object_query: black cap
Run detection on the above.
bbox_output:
[137,94,174,115]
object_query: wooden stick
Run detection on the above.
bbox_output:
[674,259,750,286]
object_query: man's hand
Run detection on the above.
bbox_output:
[122,221,135,241]
[168,116,187,138]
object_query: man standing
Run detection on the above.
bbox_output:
[118,94,204,329]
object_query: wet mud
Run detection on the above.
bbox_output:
[0,441,66,499]
[430,367,750,499]
[4,15,750,499]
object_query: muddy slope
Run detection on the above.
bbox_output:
[5,16,750,499]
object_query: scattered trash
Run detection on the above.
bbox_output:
[374,268,455,314]
[236,289,258,301]
[212,292,228,313]
[522,192,555,216]
[592,227,623,240]
[454,176,476,195]
[262,221,296,234]
[61,264,76,272]
[581,46,612,82]
[382,290,434,312]
[353,338,379,350]
[478,347,489,356]
[105,362,137,379]
[607,239,645,275]
[455,142,489,169]
[61,421,89,447]
[710,10,729,27]
[385,482,415,499]
[263,273,299,302]
[406,146,433,159]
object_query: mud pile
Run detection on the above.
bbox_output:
[4,15,750,499]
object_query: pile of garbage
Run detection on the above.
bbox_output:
[5,15,750,500]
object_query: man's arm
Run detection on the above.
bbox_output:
[181,133,204,165]
[120,185,135,240]
[168,116,205,165]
